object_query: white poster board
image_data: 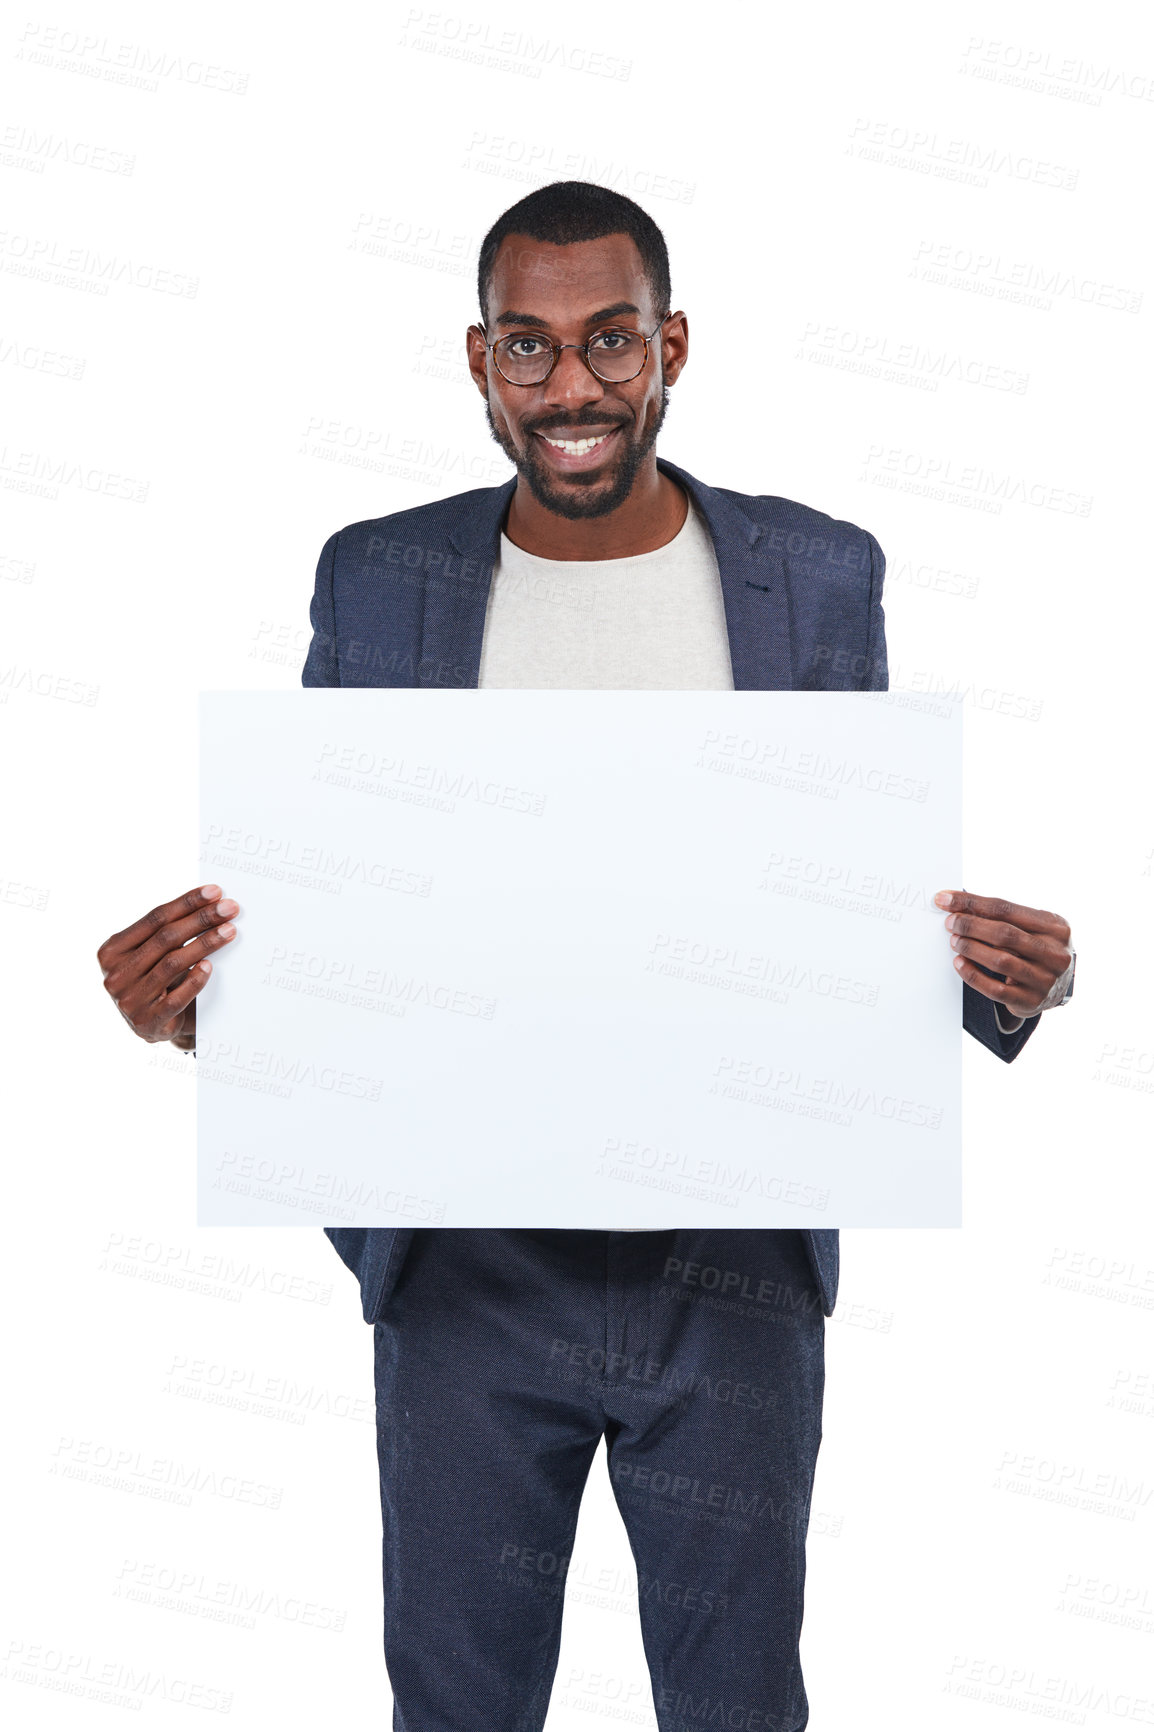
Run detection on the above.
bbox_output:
[197,691,961,1228]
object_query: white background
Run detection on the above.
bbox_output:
[2,0,1151,1727]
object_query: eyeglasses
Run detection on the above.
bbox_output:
[479,314,672,387]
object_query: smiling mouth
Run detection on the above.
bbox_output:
[533,425,622,463]
[540,432,612,454]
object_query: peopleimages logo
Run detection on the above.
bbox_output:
[959,36,1154,105]
[398,9,632,81]
[0,228,199,297]
[200,823,433,896]
[263,944,497,1021]
[549,1339,776,1410]
[314,741,548,816]
[912,238,1142,315]
[611,1462,793,1525]
[696,730,931,801]
[15,22,250,94]
[648,932,881,1009]
[197,1041,383,1100]
[848,116,1079,190]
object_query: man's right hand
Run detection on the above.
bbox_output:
[97,884,239,1051]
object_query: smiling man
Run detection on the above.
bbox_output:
[99,183,1075,1732]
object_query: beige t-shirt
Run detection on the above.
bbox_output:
[477,498,735,690]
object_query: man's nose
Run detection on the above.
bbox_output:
[540,346,607,411]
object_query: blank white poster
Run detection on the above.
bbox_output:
[197,690,961,1228]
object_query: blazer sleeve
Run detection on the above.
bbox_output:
[963,979,1040,1062]
[863,530,889,691]
[858,528,1039,1064]
[302,531,341,687]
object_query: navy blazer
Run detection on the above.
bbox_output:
[301,457,1039,1321]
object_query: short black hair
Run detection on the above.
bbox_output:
[477,181,671,326]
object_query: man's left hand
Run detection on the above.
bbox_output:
[933,890,1073,1019]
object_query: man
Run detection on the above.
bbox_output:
[99,183,1074,1732]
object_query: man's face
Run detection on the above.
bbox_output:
[467,232,686,520]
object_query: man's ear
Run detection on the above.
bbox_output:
[465,324,490,398]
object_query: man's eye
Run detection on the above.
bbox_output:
[590,331,633,351]
[507,337,546,356]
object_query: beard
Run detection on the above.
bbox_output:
[484,379,670,520]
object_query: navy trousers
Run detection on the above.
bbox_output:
[372,1228,826,1732]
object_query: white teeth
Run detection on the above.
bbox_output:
[542,433,611,455]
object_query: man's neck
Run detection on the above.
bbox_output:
[503,461,688,561]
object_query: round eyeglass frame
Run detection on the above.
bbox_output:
[478,312,673,387]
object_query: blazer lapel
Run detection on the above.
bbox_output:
[657,458,795,692]
[418,477,515,687]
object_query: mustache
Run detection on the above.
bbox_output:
[520,411,632,436]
